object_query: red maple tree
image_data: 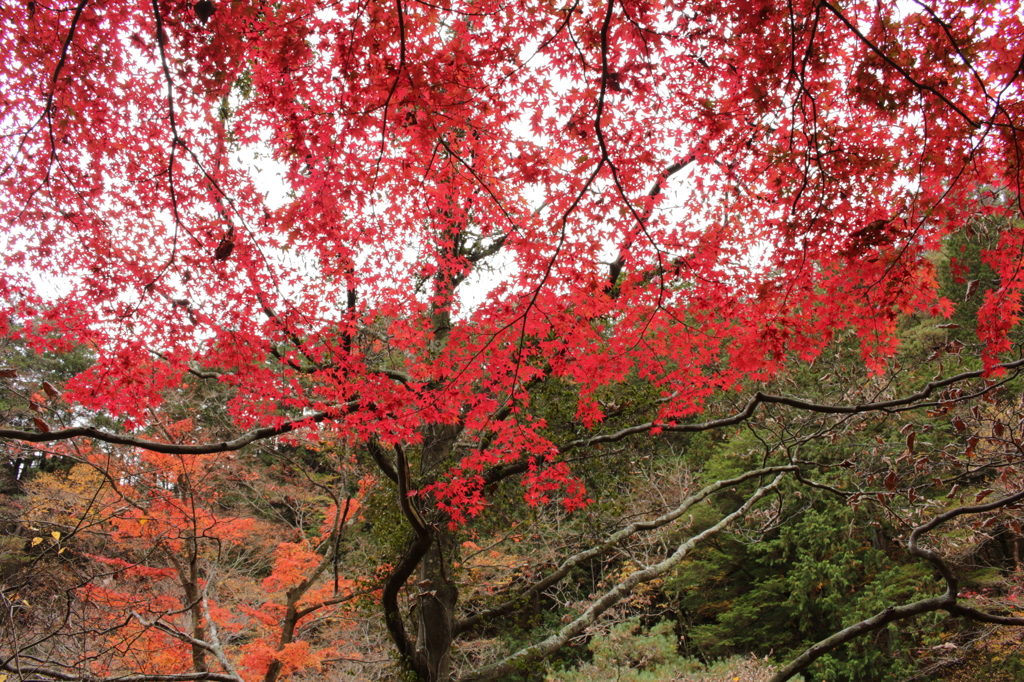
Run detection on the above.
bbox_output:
[1,0,1024,679]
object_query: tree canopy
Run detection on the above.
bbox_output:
[1,0,1024,680]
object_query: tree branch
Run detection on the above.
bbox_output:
[564,357,1024,451]
[460,472,788,681]
[0,401,359,454]
[0,664,240,682]
[606,156,695,293]
[131,611,243,682]
[766,596,954,682]
[366,438,400,484]
[202,595,244,682]
[769,486,1024,682]
[456,465,796,635]
[380,442,434,663]
[381,532,432,665]
[477,359,1021,490]
[821,1,980,128]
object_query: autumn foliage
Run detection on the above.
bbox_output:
[1,0,1024,679]
[12,413,369,680]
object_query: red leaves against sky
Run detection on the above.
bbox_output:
[0,0,1023,511]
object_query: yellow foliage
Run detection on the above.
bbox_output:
[23,463,114,536]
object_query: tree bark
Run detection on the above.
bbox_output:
[410,423,462,682]
[167,542,208,673]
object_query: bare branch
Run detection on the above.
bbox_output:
[565,357,1024,451]
[460,472,788,681]
[456,465,798,635]
[769,486,1024,682]
[131,611,243,682]
[0,401,359,454]
[766,595,954,682]
[202,596,244,682]
[372,367,414,385]
[1,662,240,682]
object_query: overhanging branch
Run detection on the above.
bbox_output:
[2,358,1020,467]
[476,357,1022,488]
[0,401,359,455]
[564,357,1024,452]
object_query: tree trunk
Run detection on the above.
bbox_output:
[168,540,208,673]
[184,542,209,673]
[412,528,458,680]
[396,212,465,681]
[409,422,462,681]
